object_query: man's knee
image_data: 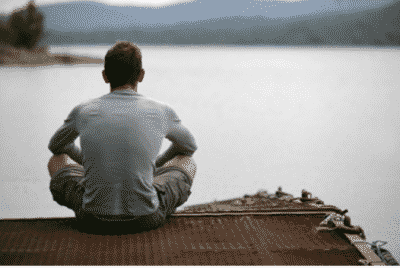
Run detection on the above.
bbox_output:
[47,154,79,178]
[163,155,197,180]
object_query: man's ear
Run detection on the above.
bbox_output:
[102,70,109,84]
[138,69,145,83]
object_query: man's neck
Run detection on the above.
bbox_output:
[110,84,138,93]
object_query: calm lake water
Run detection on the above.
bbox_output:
[1,45,400,258]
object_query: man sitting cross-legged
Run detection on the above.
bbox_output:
[47,41,197,234]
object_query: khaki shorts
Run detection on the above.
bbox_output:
[50,165,193,234]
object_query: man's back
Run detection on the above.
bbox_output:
[47,41,197,232]
[56,89,197,219]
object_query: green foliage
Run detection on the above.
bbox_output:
[0,1,44,50]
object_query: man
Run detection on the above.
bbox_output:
[47,41,197,234]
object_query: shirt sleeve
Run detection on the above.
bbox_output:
[165,105,198,154]
[48,104,81,155]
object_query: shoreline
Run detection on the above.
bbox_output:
[0,46,104,67]
[1,44,399,67]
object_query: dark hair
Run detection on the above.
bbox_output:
[104,41,142,89]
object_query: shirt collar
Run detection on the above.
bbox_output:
[111,89,142,96]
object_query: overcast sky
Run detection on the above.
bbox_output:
[0,0,383,14]
[1,0,195,13]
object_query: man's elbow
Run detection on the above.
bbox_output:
[180,145,197,157]
[48,143,57,155]
[186,138,198,154]
[174,143,197,157]
[189,144,198,156]
[182,150,195,157]
[48,141,62,155]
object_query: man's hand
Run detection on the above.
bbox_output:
[155,143,194,168]
[62,143,84,166]
[163,155,197,180]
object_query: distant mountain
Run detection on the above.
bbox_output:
[36,0,400,47]
[36,0,396,32]
[242,0,400,46]
[2,0,399,46]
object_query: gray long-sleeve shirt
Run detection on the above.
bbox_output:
[48,89,197,218]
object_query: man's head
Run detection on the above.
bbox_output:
[103,41,145,90]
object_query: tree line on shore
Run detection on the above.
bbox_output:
[0,1,44,50]
[0,1,104,66]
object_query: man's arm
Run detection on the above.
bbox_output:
[155,139,195,168]
[155,105,197,168]
[155,143,183,168]
[48,105,84,165]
